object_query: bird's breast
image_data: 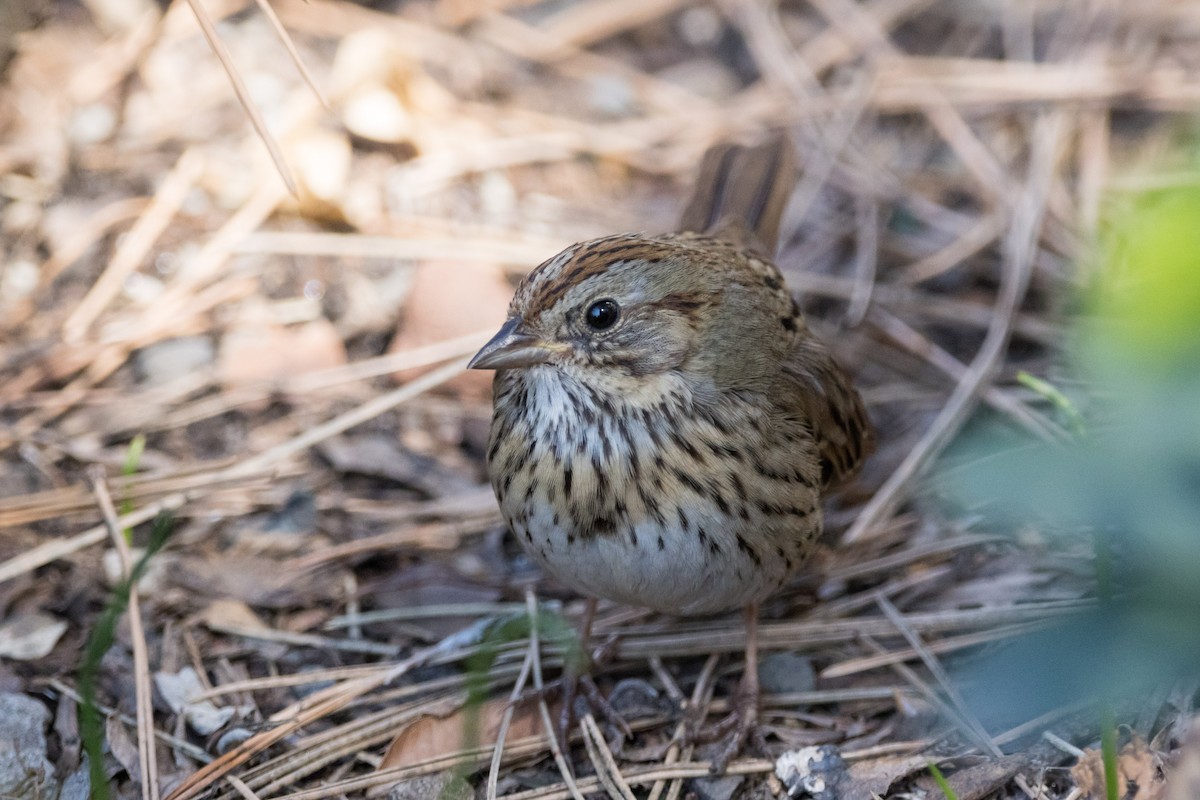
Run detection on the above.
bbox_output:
[487,368,823,615]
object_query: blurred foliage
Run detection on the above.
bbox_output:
[928,762,959,800]
[939,180,1200,730]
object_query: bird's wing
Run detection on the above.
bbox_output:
[777,332,875,491]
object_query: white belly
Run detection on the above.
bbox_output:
[514,500,796,615]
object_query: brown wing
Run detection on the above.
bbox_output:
[680,136,871,487]
[779,332,875,491]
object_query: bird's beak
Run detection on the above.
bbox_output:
[468,317,554,370]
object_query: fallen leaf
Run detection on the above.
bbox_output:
[198,599,270,634]
[841,755,933,800]
[154,667,247,736]
[177,557,340,608]
[106,713,141,783]
[0,612,67,660]
[379,694,551,770]
[388,261,511,401]
[1072,735,1166,800]
[1167,714,1200,800]
[938,754,1031,800]
[218,318,347,388]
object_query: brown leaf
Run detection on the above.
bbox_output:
[218,318,347,388]
[379,695,550,770]
[175,555,340,608]
[106,713,141,783]
[389,261,511,401]
[840,755,933,800]
[197,599,269,634]
[941,755,1031,800]
[1072,735,1166,800]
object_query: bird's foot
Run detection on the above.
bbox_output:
[513,632,630,760]
[697,683,767,774]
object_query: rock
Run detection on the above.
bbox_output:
[608,678,675,719]
[0,693,58,800]
[656,58,740,102]
[775,746,848,799]
[588,73,636,117]
[58,759,90,800]
[133,335,214,386]
[259,489,317,535]
[688,774,744,800]
[759,651,816,695]
[0,612,67,661]
[386,771,471,800]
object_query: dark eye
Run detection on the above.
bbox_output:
[585,299,620,331]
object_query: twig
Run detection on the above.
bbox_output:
[250,0,329,109]
[580,713,637,800]
[486,619,538,799]
[524,586,587,800]
[182,0,297,194]
[868,306,1066,441]
[821,621,1045,679]
[846,195,879,325]
[844,111,1066,542]
[224,775,262,800]
[62,150,204,343]
[875,593,1003,757]
[89,470,161,800]
[228,357,471,478]
[648,653,719,800]
[163,623,493,800]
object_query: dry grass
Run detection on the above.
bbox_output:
[1,0,1197,797]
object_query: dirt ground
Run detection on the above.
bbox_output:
[2,0,1199,798]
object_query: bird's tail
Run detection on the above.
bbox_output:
[676,135,796,256]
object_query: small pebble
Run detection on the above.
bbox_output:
[759,651,816,695]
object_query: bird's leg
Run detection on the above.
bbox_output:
[554,596,593,752]
[705,602,763,774]
[555,597,630,757]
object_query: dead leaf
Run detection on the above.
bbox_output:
[330,28,453,146]
[106,713,141,783]
[155,667,249,736]
[388,261,510,401]
[1072,735,1166,800]
[379,695,551,770]
[939,754,1031,800]
[1167,715,1200,800]
[197,599,270,634]
[218,318,347,388]
[0,611,67,660]
[841,755,933,800]
[286,128,352,223]
[176,556,340,608]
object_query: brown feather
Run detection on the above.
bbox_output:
[782,333,876,490]
[681,137,873,489]
[676,136,796,255]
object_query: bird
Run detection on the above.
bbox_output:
[468,136,875,771]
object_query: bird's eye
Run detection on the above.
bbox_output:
[584,299,620,331]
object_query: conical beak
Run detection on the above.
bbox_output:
[468,317,554,370]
